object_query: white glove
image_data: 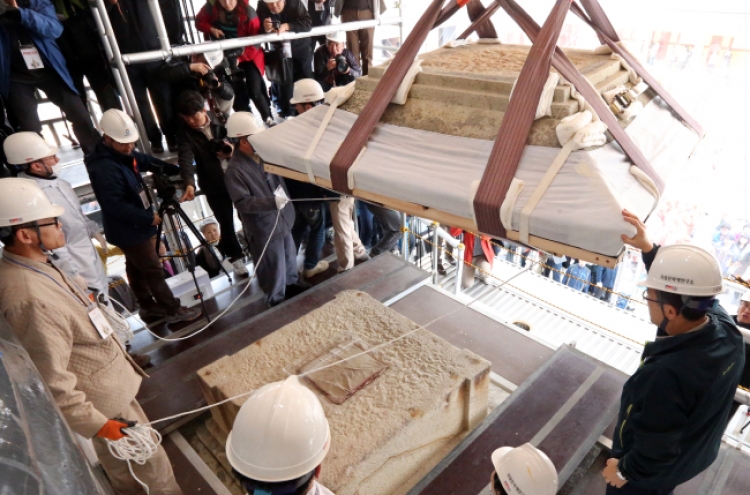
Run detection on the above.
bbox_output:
[274,186,289,210]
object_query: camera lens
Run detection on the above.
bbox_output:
[335,55,348,73]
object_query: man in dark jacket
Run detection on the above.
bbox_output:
[174,90,248,277]
[313,30,361,92]
[224,111,308,307]
[51,0,121,112]
[730,291,750,418]
[85,109,202,324]
[604,210,745,494]
[257,0,312,117]
[334,0,386,75]
[0,0,99,153]
[307,0,332,49]
[106,0,175,152]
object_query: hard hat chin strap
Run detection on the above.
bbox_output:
[33,222,58,260]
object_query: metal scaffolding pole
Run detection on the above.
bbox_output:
[147,0,172,52]
[121,17,403,65]
[91,0,150,153]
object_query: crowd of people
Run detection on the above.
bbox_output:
[0,2,748,495]
[0,0,379,157]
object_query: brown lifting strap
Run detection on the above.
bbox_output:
[329,0,452,194]
[458,1,502,40]
[472,0,573,238]
[571,1,705,137]
[472,0,668,238]
[466,0,499,39]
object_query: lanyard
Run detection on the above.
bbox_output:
[3,257,90,309]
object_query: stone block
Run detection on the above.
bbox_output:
[197,291,490,495]
[340,43,641,148]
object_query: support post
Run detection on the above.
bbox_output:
[147,0,172,52]
[91,0,150,153]
[432,222,440,285]
[402,212,409,261]
[455,243,464,295]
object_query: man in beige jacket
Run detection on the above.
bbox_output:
[0,178,183,495]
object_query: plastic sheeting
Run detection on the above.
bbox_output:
[0,314,104,495]
[251,97,699,256]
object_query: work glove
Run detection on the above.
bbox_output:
[96,418,136,441]
[274,186,290,210]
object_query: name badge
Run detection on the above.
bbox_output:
[20,45,45,70]
[139,189,150,209]
[89,307,114,339]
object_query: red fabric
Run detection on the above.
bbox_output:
[195,0,265,75]
[448,228,494,268]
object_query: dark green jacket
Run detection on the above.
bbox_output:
[612,245,745,489]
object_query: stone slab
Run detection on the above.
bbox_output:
[340,44,632,147]
[197,290,491,495]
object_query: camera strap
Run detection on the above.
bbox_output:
[131,157,155,209]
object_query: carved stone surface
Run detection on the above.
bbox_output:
[198,290,490,495]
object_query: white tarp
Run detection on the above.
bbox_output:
[250,97,700,256]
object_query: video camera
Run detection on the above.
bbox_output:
[148,166,185,201]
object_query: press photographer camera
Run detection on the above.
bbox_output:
[160,50,235,119]
[210,138,234,156]
[313,30,362,92]
[335,54,349,74]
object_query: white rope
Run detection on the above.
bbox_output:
[131,198,339,343]
[107,425,162,495]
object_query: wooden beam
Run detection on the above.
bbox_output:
[263,163,622,267]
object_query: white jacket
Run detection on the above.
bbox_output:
[19,173,108,296]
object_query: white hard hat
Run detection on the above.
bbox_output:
[261,0,280,3]
[225,112,264,138]
[200,217,219,232]
[226,376,331,482]
[204,49,224,68]
[643,244,723,297]
[99,109,139,144]
[3,132,58,165]
[289,79,325,105]
[0,178,65,228]
[492,444,558,495]
[326,31,346,43]
[741,291,750,303]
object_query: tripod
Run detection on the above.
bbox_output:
[154,191,233,324]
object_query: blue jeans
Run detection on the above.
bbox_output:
[357,200,375,249]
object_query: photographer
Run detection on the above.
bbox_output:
[313,30,361,91]
[195,0,274,127]
[85,109,202,325]
[175,90,249,278]
[257,0,312,117]
[160,49,235,120]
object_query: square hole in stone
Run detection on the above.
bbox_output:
[285,334,389,405]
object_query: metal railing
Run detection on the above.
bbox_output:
[89,0,404,154]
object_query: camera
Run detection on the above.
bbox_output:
[210,139,233,156]
[200,69,221,90]
[271,19,280,31]
[149,169,184,201]
[335,55,349,73]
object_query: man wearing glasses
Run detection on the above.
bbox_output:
[602,210,744,495]
[0,179,184,494]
